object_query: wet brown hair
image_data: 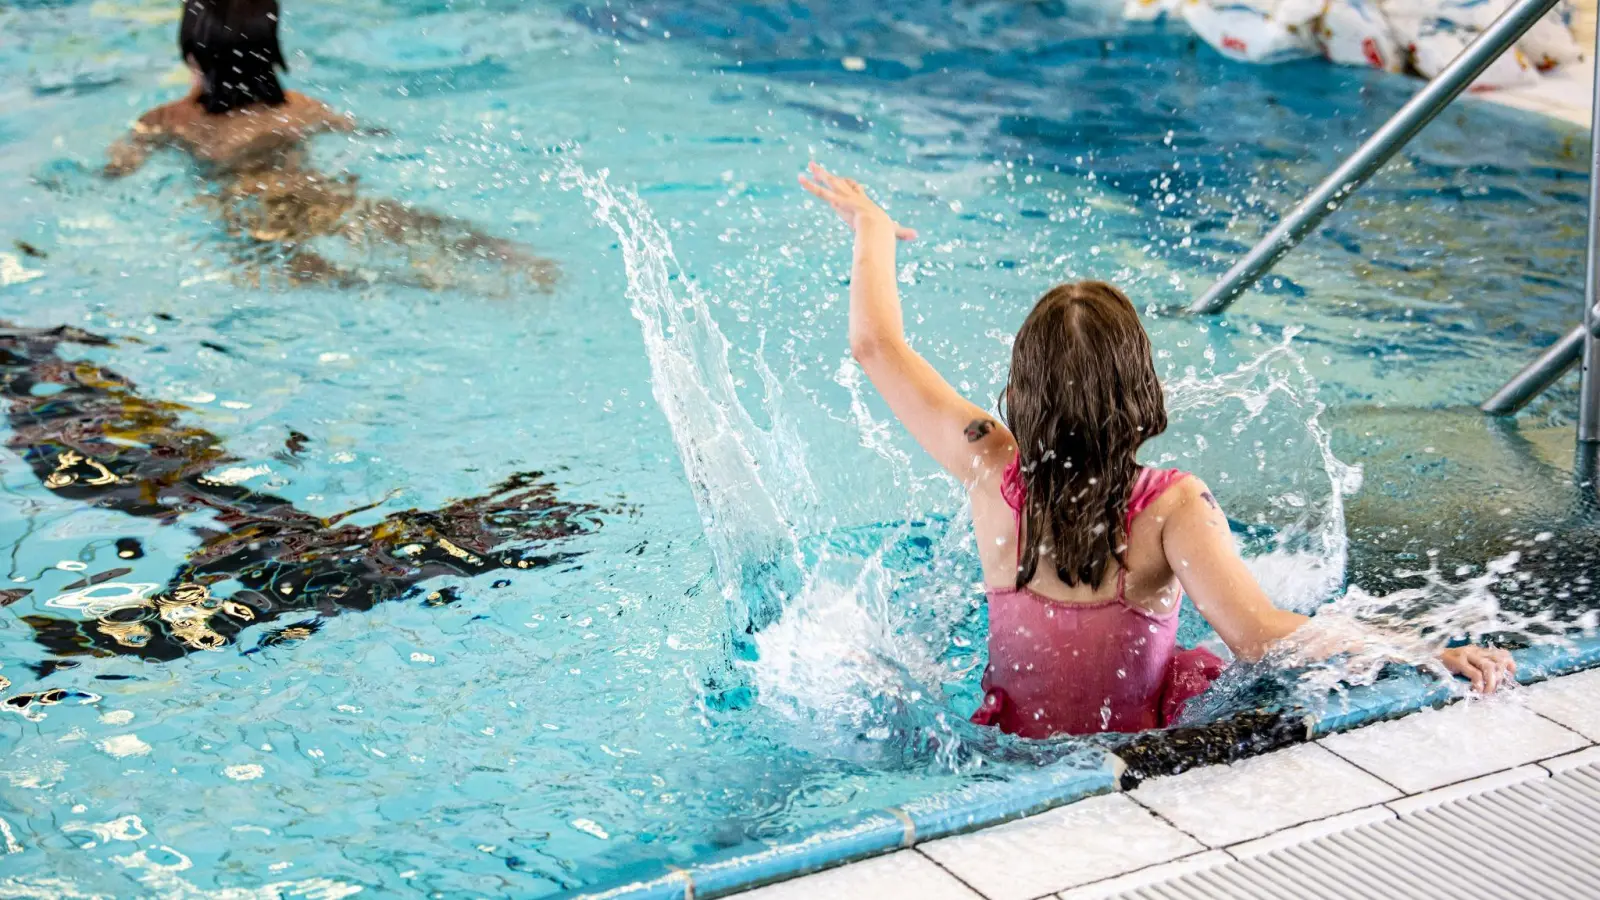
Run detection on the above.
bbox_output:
[1000,281,1167,590]
[180,0,287,114]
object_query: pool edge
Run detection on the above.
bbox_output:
[561,634,1600,900]
[558,754,1121,900]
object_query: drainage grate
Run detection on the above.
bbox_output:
[1107,762,1600,900]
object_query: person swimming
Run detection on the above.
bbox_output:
[0,323,606,675]
[796,162,1517,738]
[103,0,556,292]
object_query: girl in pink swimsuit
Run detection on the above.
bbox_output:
[798,163,1516,738]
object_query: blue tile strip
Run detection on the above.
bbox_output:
[562,633,1600,900]
[560,752,1119,900]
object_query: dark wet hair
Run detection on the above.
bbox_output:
[1000,281,1167,590]
[180,0,287,114]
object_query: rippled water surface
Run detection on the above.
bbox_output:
[2,0,1597,895]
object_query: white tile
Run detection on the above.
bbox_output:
[1385,765,1547,816]
[919,794,1203,900]
[1226,806,1395,859]
[1319,699,1588,794]
[1055,851,1231,900]
[732,851,980,900]
[1522,668,1600,741]
[1541,745,1600,775]
[1128,744,1398,848]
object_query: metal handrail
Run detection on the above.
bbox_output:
[1188,0,1565,315]
[1482,305,1600,416]
[1484,23,1600,440]
[1480,321,1591,415]
[1185,0,1600,483]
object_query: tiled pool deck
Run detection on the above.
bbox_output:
[732,666,1600,900]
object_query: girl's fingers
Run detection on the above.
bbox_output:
[811,161,861,195]
[798,175,838,203]
[808,161,841,190]
[894,225,918,241]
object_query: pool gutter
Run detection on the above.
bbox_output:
[561,634,1600,900]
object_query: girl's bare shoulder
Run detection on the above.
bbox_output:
[282,92,356,131]
[134,97,201,134]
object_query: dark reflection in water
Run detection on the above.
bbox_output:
[1,323,608,668]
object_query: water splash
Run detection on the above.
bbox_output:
[563,162,1384,746]
[1164,329,1363,614]
[565,163,986,761]
[566,162,1564,762]
[563,164,817,637]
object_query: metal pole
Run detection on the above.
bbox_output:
[1481,301,1600,414]
[1481,323,1587,414]
[1577,32,1600,485]
[1189,0,1564,315]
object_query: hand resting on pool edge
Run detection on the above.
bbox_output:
[797,162,1517,738]
[102,0,557,293]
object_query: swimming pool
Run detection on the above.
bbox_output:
[2,0,1598,896]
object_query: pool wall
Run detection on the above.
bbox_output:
[563,634,1600,900]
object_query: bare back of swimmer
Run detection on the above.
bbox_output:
[105,0,557,292]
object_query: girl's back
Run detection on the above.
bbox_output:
[971,463,1217,736]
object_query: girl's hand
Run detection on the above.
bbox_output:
[1440,645,1516,693]
[799,162,918,241]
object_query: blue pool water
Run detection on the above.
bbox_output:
[1,0,1597,895]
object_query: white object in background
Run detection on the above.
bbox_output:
[1180,0,1321,63]
[1411,20,1540,88]
[1316,0,1406,71]
[1158,0,1583,87]
[1519,2,1585,69]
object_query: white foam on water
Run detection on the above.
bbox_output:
[96,734,151,758]
[62,814,147,845]
[0,761,67,790]
[112,844,363,900]
[752,556,943,734]
[0,875,108,900]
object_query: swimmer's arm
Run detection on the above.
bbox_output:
[1161,477,1309,662]
[105,127,157,178]
[1163,478,1516,690]
[105,107,176,177]
[800,162,1014,483]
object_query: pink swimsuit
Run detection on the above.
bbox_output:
[970,459,1224,738]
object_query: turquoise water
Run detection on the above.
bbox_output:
[0,0,1596,895]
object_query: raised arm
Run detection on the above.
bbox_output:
[799,163,1014,483]
[1162,476,1515,690]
